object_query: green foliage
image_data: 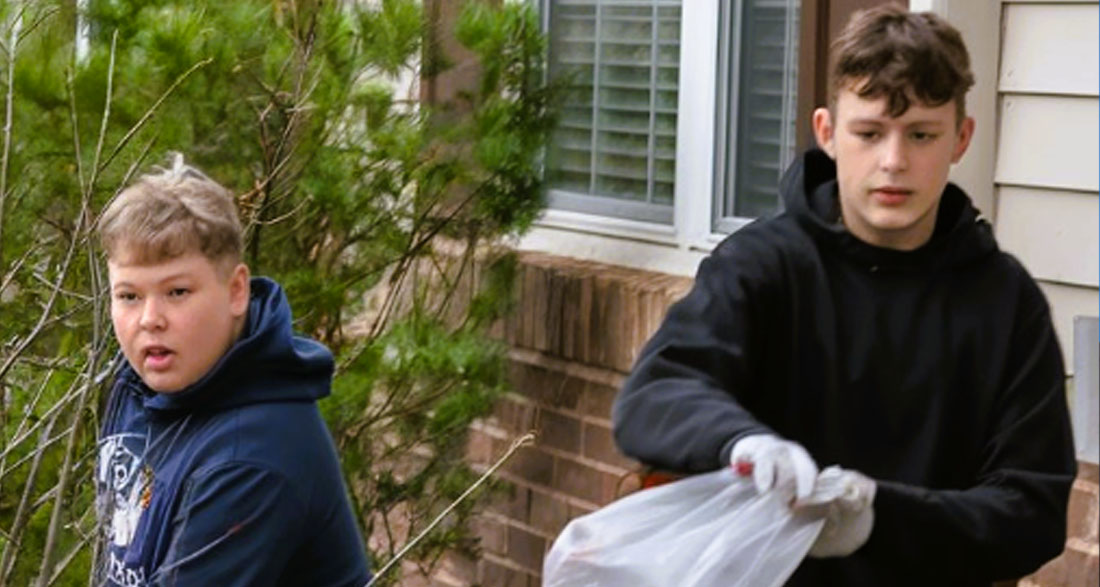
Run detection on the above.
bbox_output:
[0,0,559,583]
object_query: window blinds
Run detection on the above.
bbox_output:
[717,0,800,224]
[546,0,681,223]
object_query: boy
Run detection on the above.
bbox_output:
[612,5,1076,586]
[95,156,371,586]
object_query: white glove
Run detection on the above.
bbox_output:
[800,466,876,558]
[730,434,818,503]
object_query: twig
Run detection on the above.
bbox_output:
[0,405,62,584]
[35,365,97,586]
[96,57,213,175]
[364,432,536,587]
[88,29,118,194]
[46,529,92,586]
[0,3,23,273]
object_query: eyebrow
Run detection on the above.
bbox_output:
[110,272,195,290]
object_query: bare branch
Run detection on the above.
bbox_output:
[0,2,23,271]
[0,405,62,584]
[96,57,214,175]
[88,30,119,196]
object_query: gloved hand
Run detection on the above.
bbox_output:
[730,434,818,503]
[801,466,876,558]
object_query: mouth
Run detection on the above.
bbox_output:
[142,345,175,371]
[871,187,913,205]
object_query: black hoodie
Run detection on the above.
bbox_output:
[97,277,370,586]
[612,150,1076,586]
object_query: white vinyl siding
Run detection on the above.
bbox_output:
[994,186,1099,287]
[994,1,1099,373]
[998,3,1098,96]
[995,95,1099,192]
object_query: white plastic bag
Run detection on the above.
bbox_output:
[542,467,825,587]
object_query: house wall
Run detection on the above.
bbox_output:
[989,2,1100,585]
[419,1,1098,585]
[992,1,1099,369]
[431,251,1095,586]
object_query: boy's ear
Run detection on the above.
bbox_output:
[812,107,837,159]
[228,263,251,318]
[951,116,976,164]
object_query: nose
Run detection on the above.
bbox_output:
[880,133,908,173]
[138,297,166,331]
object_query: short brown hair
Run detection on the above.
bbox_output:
[98,154,243,269]
[829,4,974,123]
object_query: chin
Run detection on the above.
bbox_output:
[866,212,922,232]
[142,375,187,394]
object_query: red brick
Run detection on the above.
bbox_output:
[569,502,596,520]
[583,421,636,470]
[531,264,549,352]
[560,274,580,361]
[547,268,565,355]
[471,515,507,556]
[434,551,477,585]
[1067,481,1098,543]
[509,361,583,411]
[466,427,495,465]
[488,483,530,521]
[554,457,620,505]
[480,559,529,587]
[493,395,537,434]
[538,409,582,454]
[582,381,619,423]
[529,489,570,536]
[1029,552,1067,586]
[1067,548,1098,587]
[503,447,554,487]
[576,274,593,362]
[1079,461,1099,484]
[541,374,585,412]
[507,524,546,573]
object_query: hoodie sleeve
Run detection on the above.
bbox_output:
[863,283,1076,582]
[612,242,777,473]
[151,463,306,586]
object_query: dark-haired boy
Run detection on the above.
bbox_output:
[613,5,1075,585]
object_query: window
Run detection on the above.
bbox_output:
[541,0,801,237]
[714,0,801,229]
[545,0,682,224]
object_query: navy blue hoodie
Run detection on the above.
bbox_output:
[96,277,371,586]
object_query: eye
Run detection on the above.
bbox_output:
[168,288,190,298]
[910,131,938,142]
[854,130,879,141]
[114,292,138,303]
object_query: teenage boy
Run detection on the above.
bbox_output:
[612,5,1076,585]
[95,156,370,586]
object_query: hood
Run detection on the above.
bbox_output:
[779,148,998,270]
[118,277,334,413]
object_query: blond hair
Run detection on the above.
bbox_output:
[98,153,243,269]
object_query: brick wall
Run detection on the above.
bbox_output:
[437,250,1098,586]
[434,252,689,586]
[1021,462,1100,586]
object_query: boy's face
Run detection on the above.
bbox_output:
[812,82,975,250]
[108,248,250,393]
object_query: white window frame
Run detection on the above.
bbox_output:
[522,0,727,275]
[520,0,997,278]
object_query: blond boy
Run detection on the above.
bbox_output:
[95,156,370,586]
